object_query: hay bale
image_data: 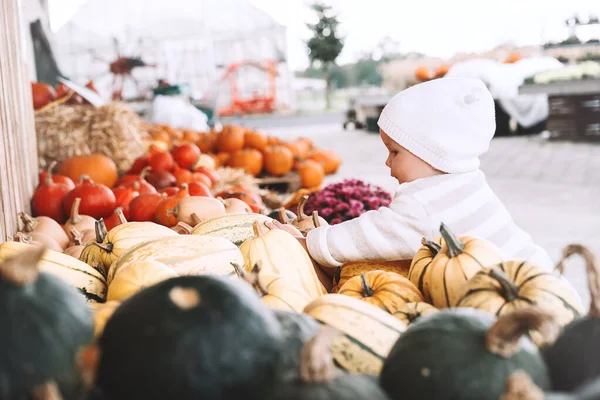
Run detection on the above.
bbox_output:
[35,102,149,174]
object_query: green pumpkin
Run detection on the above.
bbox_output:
[542,245,600,392]
[0,247,94,399]
[96,275,284,400]
[380,308,554,400]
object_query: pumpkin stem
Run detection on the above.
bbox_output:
[360,273,375,297]
[140,166,152,180]
[0,245,44,286]
[132,181,141,191]
[500,371,544,400]
[70,228,84,246]
[95,219,108,243]
[439,223,464,257]
[555,244,600,318]
[252,220,264,238]
[299,326,341,383]
[44,160,58,186]
[78,174,91,184]
[421,237,442,256]
[297,195,309,221]
[172,221,193,235]
[278,207,289,224]
[19,212,38,232]
[69,198,84,224]
[489,268,520,302]
[485,307,560,358]
[312,211,321,228]
[76,345,100,393]
[13,232,33,244]
[29,380,63,400]
[115,208,127,225]
[190,213,203,226]
[232,262,268,296]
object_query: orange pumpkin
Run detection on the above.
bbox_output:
[58,153,118,188]
[296,159,324,189]
[308,148,341,174]
[217,125,245,152]
[434,64,450,78]
[216,186,264,213]
[414,66,432,81]
[505,52,523,64]
[182,130,200,143]
[263,145,294,177]
[266,136,281,146]
[244,130,268,151]
[282,141,307,160]
[151,130,171,145]
[338,270,424,314]
[154,184,190,226]
[196,132,218,153]
[228,149,264,177]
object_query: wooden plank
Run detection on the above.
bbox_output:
[0,0,38,242]
[519,79,600,96]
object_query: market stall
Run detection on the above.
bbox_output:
[4,2,600,400]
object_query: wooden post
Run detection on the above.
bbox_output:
[0,0,39,241]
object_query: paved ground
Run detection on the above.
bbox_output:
[263,122,600,307]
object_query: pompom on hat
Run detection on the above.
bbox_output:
[377,77,496,173]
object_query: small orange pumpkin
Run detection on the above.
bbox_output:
[196,132,219,153]
[296,159,324,189]
[338,270,424,314]
[217,125,245,152]
[58,153,118,188]
[309,148,341,174]
[244,130,268,151]
[414,66,432,81]
[228,149,264,177]
[154,184,190,226]
[263,145,294,177]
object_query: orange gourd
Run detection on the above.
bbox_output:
[244,130,268,151]
[309,148,341,174]
[217,125,245,152]
[196,132,219,153]
[296,159,324,189]
[263,145,294,177]
[414,66,432,81]
[154,184,190,226]
[58,153,118,188]
[227,149,264,177]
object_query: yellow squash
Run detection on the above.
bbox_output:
[107,235,243,283]
[332,260,412,293]
[0,241,107,302]
[304,293,407,375]
[107,260,178,302]
[80,220,177,276]
[232,263,313,312]
[239,221,326,299]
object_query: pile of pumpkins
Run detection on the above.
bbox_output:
[146,123,342,189]
[1,177,600,399]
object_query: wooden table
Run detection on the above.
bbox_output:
[519,79,600,142]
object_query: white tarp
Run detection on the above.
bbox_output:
[52,0,292,109]
[446,56,565,128]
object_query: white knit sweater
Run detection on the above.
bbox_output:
[306,170,554,271]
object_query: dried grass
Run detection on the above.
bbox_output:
[35,102,149,174]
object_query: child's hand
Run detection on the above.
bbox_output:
[264,220,304,239]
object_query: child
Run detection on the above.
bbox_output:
[269,77,554,272]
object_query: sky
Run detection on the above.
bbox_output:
[49,0,600,71]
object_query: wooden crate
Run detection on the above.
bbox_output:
[547,94,600,142]
[0,1,38,241]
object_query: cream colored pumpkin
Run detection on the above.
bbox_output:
[239,221,326,299]
[190,213,273,246]
[107,260,177,302]
[174,196,227,226]
[0,241,107,302]
[108,235,242,283]
[80,220,177,275]
[90,301,121,337]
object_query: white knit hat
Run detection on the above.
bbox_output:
[377,77,496,173]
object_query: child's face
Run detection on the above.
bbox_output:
[380,129,443,184]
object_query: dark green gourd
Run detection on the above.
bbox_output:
[502,371,600,400]
[542,245,600,392]
[96,275,284,400]
[274,325,390,400]
[0,247,94,400]
[380,307,556,400]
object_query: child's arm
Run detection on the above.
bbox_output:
[306,194,434,269]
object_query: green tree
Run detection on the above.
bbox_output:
[306,2,344,109]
